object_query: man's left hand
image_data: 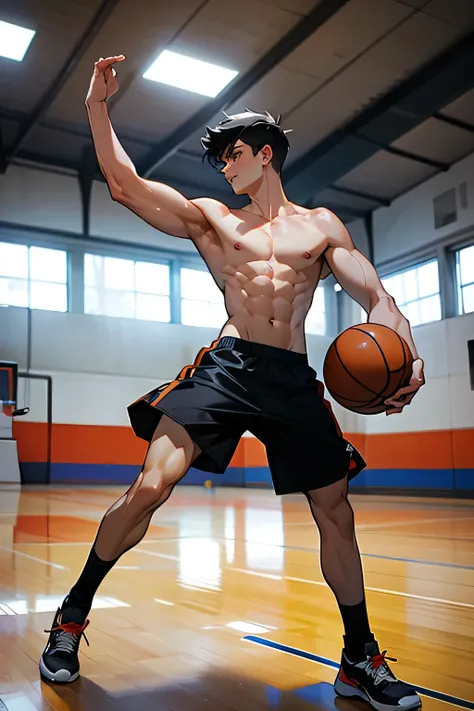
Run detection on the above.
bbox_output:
[384,358,425,416]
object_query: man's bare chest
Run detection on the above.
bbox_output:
[218,214,327,272]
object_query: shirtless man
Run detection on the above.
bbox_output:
[41,56,425,710]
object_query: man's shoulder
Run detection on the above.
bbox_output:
[191,197,231,219]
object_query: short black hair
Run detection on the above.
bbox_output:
[201,109,291,174]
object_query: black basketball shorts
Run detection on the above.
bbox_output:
[127,336,366,495]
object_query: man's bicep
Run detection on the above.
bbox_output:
[114,174,210,239]
[325,245,386,312]
[320,209,387,310]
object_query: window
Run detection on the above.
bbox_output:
[181,267,227,327]
[84,254,170,322]
[456,244,474,315]
[381,260,441,327]
[305,286,326,335]
[0,242,68,311]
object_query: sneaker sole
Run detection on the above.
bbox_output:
[39,656,80,684]
[334,676,421,711]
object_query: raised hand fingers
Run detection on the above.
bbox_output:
[104,65,117,80]
[95,55,125,71]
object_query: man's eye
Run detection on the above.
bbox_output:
[233,152,241,161]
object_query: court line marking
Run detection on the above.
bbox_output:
[286,515,474,530]
[7,538,474,571]
[134,549,179,561]
[243,636,474,710]
[0,546,69,571]
[356,516,474,531]
[230,568,474,610]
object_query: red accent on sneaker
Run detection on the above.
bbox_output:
[372,651,397,670]
[340,668,360,688]
[44,619,90,646]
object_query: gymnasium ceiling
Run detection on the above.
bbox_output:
[1,0,474,228]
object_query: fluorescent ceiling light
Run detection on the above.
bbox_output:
[143,49,238,98]
[0,20,35,61]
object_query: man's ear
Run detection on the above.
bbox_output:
[260,144,273,166]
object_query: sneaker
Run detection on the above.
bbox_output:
[39,606,90,683]
[334,641,421,711]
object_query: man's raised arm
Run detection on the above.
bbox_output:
[85,56,209,240]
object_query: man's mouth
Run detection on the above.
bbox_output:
[228,175,237,184]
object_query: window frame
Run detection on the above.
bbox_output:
[454,242,474,316]
[378,258,442,328]
[83,251,172,323]
[0,237,69,312]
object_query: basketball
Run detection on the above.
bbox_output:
[323,324,413,414]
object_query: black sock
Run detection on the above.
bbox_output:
[63,546,120,619]
[338,598,375,661]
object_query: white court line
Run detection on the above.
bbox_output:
[287,515,474,530]
[134,549,179,561]
[356,515,474,531]
[0,545,69,571]
[10,539,174,547]
[230,567,474,610]
[230,567,282,580]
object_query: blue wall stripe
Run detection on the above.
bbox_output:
[20,463,245,486]
[19,462,473,492]
[244,637,474,710]
[354,468,454,488]
[244,466,273,485]
[454,469,474,489]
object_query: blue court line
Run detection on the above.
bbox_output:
[360,551,474,571]
[257,541,474,572]
[213,537,474,572]
[244,636,474,710]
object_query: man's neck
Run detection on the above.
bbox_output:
[245,167,291,221]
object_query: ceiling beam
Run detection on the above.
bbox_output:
[306,201,370,220]
[354,134,450,171]
[328,185,390,207]
[433,112,474,134]
[0,0,119,173]
[138,0,350,178]
[285,29,474,203]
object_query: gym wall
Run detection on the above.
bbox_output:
[0,151,473,493]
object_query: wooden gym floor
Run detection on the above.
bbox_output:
[0,484,473,711]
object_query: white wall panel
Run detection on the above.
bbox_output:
[0,167,82,233]
[373,152,474,265]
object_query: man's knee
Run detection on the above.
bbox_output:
[306,480,353,528]
[135,460,184,511]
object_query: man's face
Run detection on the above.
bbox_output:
[219,140,270,195]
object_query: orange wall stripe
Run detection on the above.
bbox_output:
[13,421,49,462]
[452,429,474,469]
[11,421,474,469]
[365,430,453,469]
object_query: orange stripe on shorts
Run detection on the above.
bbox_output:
[149,338,221,407]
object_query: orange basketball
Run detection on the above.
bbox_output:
[323,324,413,414]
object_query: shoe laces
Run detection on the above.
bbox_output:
[365,651,398,685]
[44,619,90,654]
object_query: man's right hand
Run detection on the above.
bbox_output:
[86,55,126,104]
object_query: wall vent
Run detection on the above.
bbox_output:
[433,188,456,229]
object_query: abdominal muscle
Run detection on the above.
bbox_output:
[216,258,323,353]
